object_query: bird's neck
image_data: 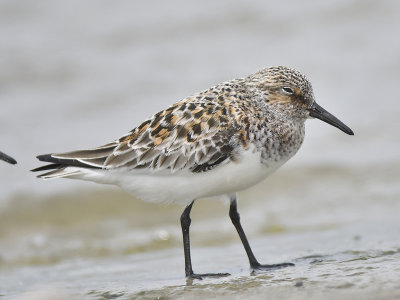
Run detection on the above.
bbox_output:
[248,115,305,166]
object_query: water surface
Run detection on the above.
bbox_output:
[1,0,400,299]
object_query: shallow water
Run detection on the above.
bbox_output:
[1,164,400,299]
[1,0,400,299]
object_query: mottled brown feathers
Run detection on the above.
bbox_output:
[103,89,253,172]
[33,66,314,176]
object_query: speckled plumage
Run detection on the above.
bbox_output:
[33,66,351,205]
[32,66,354,278]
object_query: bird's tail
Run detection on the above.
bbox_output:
[31,142,117,179]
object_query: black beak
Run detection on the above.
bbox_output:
[0,151,17,165]
[309,102,354,135]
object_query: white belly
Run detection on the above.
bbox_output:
[62,145,291,205]
[107,147,287,205]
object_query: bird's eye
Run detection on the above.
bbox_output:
[281,87,294,95]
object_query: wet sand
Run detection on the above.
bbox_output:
[1,0,400,299]
[1,164,400,299]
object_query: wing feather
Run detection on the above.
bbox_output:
[32,86,251,177]
[102,98,245,173]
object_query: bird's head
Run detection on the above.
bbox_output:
[248,66,354,135]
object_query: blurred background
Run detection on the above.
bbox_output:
[1,0,399,299]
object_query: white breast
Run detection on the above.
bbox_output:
[83,145,288,205]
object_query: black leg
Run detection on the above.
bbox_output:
[180,200,230,279]
[229,194,294,271]
[181,201,195,277]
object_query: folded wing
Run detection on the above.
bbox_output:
[32,97,249,179]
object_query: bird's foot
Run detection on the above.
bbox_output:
[251,262,294,271]
[186,272,230,280]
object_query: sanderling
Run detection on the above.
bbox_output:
[32,66,354,279]
[0,151,17,165]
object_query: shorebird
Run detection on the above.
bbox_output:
[32,66,354,279]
